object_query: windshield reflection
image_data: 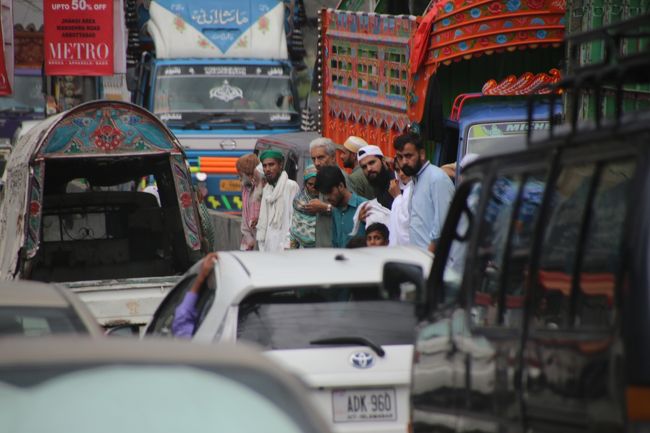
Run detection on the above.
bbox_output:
[0,76,44,113]
[154,75,297,115]
[237,286,416,350]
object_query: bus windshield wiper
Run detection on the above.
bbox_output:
[310,336,386,357]
[180,113,232,130]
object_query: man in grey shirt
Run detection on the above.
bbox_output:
[339,136,375,201]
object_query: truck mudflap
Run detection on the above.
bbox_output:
[61,276,182,328]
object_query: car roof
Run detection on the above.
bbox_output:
[218,246,432,299]
[0,337,332,433]
[0,280,70,308]
[0,336,283,368]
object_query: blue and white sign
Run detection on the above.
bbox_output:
[147,0,288,59]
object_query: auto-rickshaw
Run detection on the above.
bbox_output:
[0,100,209,331]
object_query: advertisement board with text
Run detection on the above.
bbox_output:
[44,0,113,75]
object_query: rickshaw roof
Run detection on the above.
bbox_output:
[13,100,185,165]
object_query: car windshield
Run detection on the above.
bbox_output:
[0,75,45,113]
[0,365,308,433]
[153,65,297,117]
[237,285,417,350]
[466,121,550,155]
[0,307,88,336]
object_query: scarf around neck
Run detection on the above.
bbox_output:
[257,171,292,241]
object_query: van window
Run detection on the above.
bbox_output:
[534,164,596,330]
[472,176,522,327]
[503,174,547,327]
[441,182,482,305]
[577,159,635,329]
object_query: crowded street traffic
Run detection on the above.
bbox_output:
[1,0,649,432]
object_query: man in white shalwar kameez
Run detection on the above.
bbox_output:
[389,163,412,246]
[256,149,299,251]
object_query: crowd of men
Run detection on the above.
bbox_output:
[235,132,457,252]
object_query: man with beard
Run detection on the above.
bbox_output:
[236,154,263,250]
[256,150,299,251]
[340,136,375,200]
[307,137,351,247]
[394,132,455,252]
[357,145,396,209]
[315,165,367,248]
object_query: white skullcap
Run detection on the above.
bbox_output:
[343,136,369,153]
[357,145,384,163]
[460,153,479,170]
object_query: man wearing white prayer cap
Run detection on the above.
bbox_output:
[339,136,375,200]
[357,144,396,209]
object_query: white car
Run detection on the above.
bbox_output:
[145,247,432,433]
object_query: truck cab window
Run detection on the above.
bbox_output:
[534,164,596,330]
[577,159,635,329]
[440,182,482,305]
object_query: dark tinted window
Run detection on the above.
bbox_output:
[503,174,547,328]
[0,307,88,336]
[533,164,596,329]
[237,285,416,349]
[577,159,635,328]
[441,182,482,304]
[472,176,522,327]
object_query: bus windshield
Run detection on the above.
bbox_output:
[153,65,298,123]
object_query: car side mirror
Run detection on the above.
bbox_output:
[382,262,426,317]
[104,323,141,338]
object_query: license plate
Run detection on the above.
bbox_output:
[219,179,241,192]
[332,388,396,422]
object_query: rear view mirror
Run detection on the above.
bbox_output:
[382,262,425,313]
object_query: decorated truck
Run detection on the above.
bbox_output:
[134,0,302,212]
[318,0,566,159]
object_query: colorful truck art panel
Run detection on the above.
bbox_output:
[319,0,565,155]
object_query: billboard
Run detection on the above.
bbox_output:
[44,0,114,75]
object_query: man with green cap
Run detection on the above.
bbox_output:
[256,149,299,251]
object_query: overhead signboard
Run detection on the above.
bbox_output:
[44,0,114,75]
[147,0,288,59]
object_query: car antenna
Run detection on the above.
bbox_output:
[334,254,347,261]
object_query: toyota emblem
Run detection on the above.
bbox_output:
[350,351,375,369]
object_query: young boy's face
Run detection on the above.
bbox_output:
[366,230,388,247]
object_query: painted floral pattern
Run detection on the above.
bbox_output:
[174,15,186,32]
[198,37,210,49]
[92,124,125,151]
[258,15,269,33]
[237,36,249,48]
[431,0,565,65]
